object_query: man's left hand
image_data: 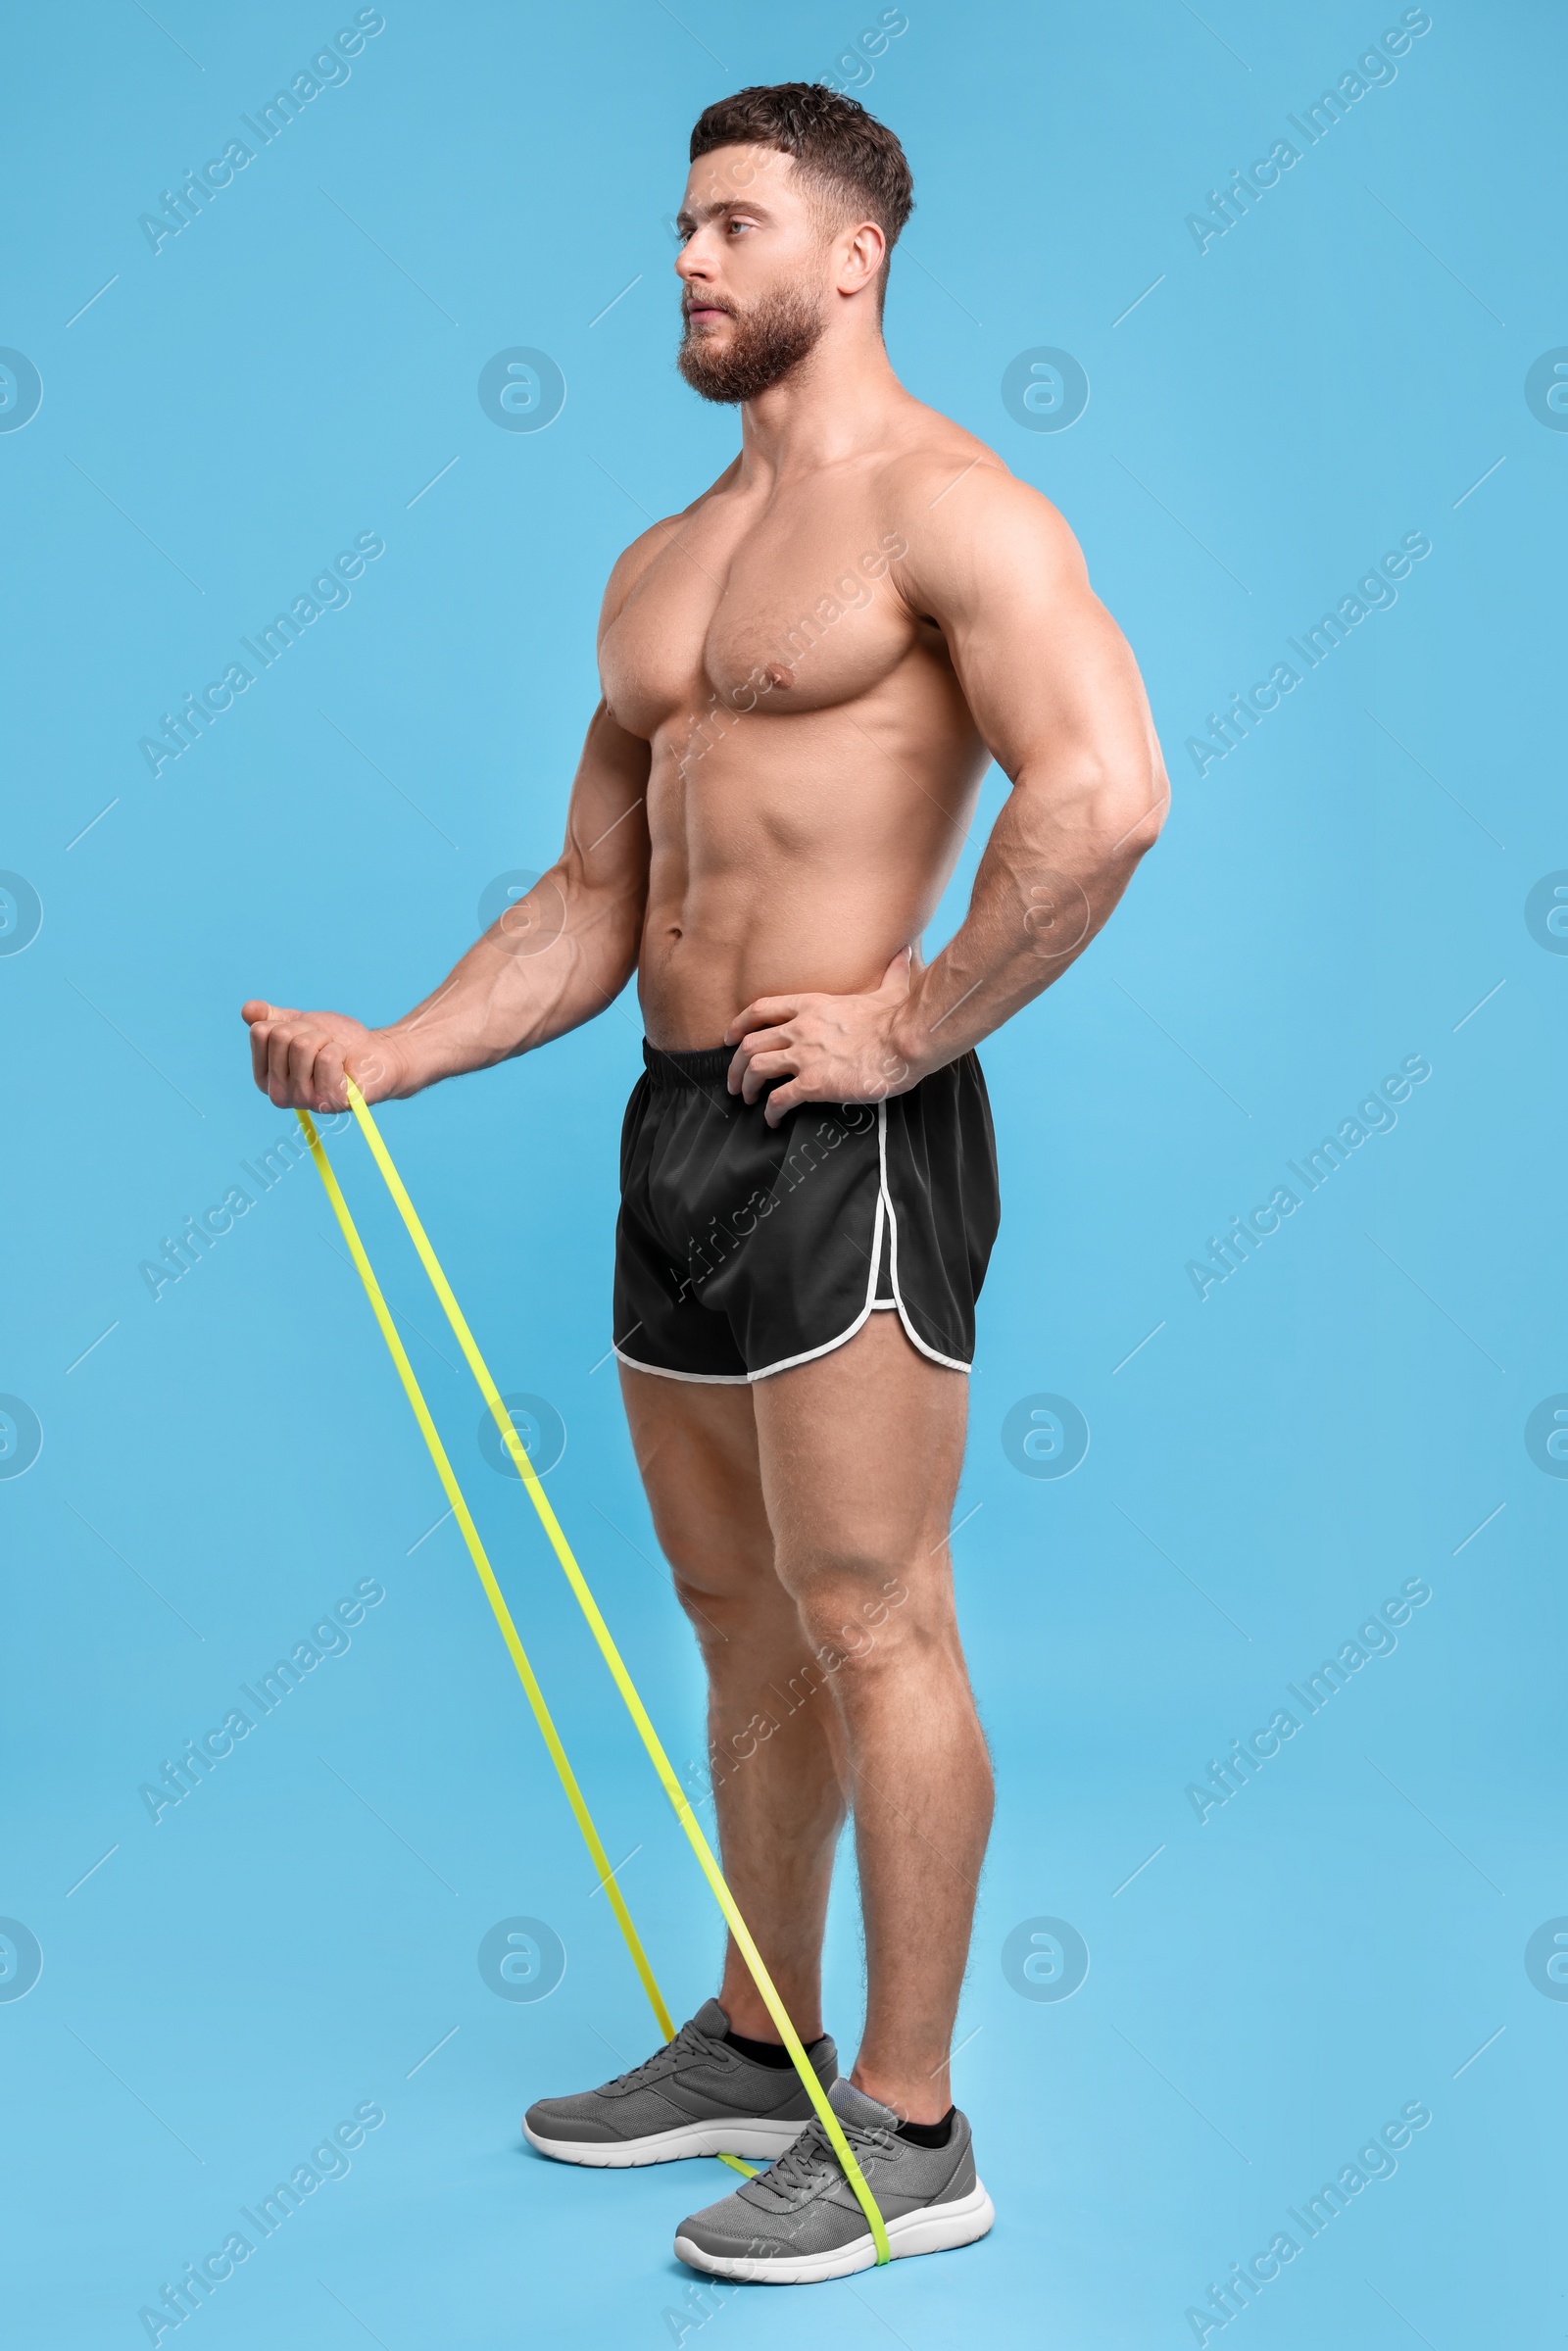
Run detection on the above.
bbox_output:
[724,949,927,1126]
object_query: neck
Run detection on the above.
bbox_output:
[736,326,906,480]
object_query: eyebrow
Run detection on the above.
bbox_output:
[674,194,775,233]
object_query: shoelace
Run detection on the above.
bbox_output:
[758,2113,899,2199]
[600,2018,711,2091]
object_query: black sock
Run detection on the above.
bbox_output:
[724,2027,824,2070]
[894,2106,955,2149]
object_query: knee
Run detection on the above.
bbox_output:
[670,1581,747,1663]
[668,1557,754,1638]
[665,1537,788,1651]
[645,1494,762,1606]
[781,1557,925,1675]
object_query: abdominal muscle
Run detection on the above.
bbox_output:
[634,676,987,1050]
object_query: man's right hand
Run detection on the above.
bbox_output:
[241,1001,408,1112]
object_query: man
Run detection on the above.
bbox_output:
[244,83,1167,2282]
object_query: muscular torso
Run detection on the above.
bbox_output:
[598,417,996,1048]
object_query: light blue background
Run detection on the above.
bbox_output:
[3,3,1561,2344]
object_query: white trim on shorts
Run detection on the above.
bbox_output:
[875,1099,973,1375]
[612,1103,972,1386]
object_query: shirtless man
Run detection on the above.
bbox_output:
[243,83,1167,2283]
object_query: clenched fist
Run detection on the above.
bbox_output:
[241,1001,406,1113]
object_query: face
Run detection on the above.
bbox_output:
[674,144,838,404]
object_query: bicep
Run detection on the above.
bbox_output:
[909,485,1158,790]
[560,702,652,900]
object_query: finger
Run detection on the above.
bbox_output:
[737,1022,796,1062]
[312,1042,346,1113]
[266,1025,308,1105]
[763,1080,808,1126]
[879,946,913,993]
[725,1030,794,1095]
[247,1003,297,1095]
[266,1023,300,1103]
[286,1030,325,1109]
[739,1048,800,1105]
[723,995,801,1047]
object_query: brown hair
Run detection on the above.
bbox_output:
[689,83,914,311]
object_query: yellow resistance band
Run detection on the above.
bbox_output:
[302,1090,890,2262]
[297,1110,766,2176]
[297,1112,674,2037]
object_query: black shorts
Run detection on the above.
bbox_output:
[612,1043,1001,1385]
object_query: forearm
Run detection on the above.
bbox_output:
[893,760,1166,1079]
[378,867,642,1094]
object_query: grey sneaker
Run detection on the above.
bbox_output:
[522,1999,838,2168]
[673,2078,994,2282]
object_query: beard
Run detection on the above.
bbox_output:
[677,286,826,404]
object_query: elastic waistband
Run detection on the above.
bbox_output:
[642,1040,734,1087]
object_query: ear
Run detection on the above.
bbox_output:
[835,218,887,299]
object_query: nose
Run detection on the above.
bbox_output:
[675,228,716,286]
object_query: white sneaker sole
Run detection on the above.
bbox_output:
[522,2115,808,2168]
[673,2177,996,2281]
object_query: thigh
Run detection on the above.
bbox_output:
[617,1365,775,1605]
[751,1314,968,1604]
